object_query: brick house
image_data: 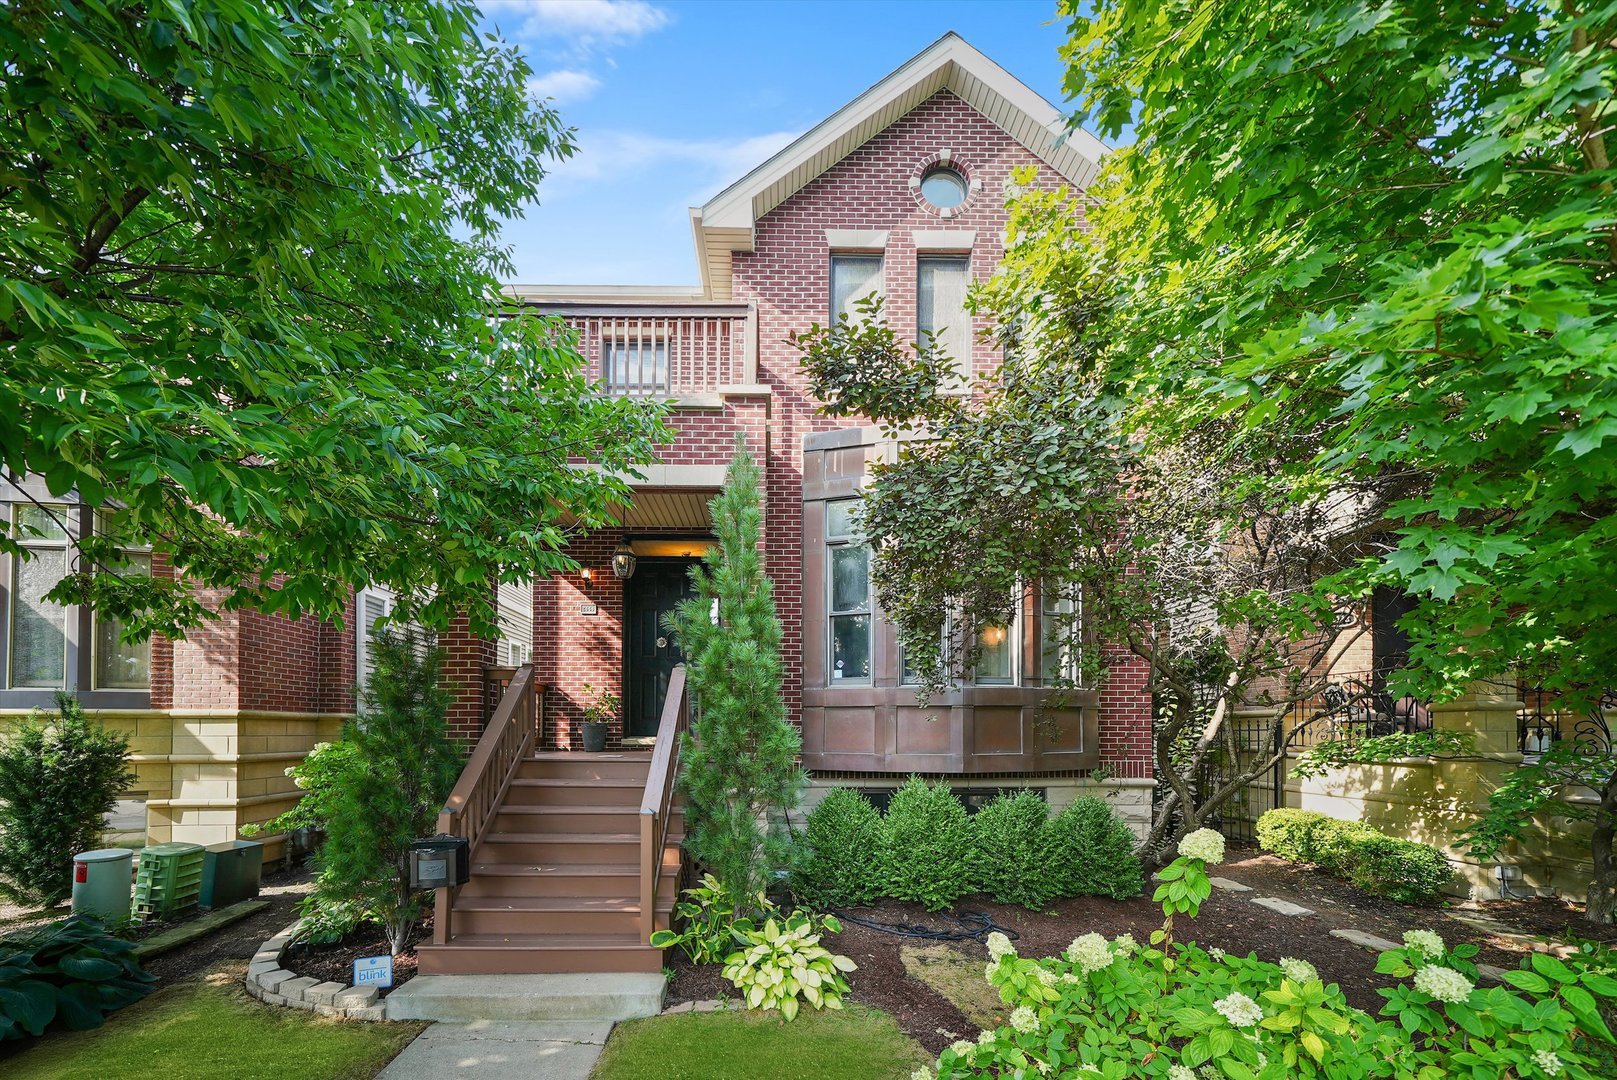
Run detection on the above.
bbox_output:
[0,34,1155,969]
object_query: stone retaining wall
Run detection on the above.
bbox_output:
[242,919,385,1021]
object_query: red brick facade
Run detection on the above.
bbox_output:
[518,89,1155,782]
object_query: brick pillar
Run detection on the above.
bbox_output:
[441,611,497,746]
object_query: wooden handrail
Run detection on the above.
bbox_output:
[639,664,689,942]
[433,663,541,946]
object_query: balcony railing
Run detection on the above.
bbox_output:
[534,303,758,399]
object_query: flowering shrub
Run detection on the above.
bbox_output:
[720,911,856,1022]
[916,829,1617,1079]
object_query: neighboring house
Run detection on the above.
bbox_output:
[418,34,1157,973]
[1209,586,1613,902]
[0,480,357,862]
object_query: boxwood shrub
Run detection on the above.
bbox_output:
[792,787,885,909]
[1041,795,1144,900]
[970,790,1053,909]
[1256,807,1452,905]
[880,777,973,912]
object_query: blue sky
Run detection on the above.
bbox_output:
[475,0,1079,285]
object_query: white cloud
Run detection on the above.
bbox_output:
[526,69,603,104]
[483,1,671,52]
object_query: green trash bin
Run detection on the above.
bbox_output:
[200,839,263,908]
[133,842,205,919]
[71,848,134,922]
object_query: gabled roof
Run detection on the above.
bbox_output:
[691,31,1108,299]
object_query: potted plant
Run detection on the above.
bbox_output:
[579,683,619,752]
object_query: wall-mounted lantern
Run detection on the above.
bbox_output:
[611,541,637,581]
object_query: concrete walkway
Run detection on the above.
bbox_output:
[378,1020,612,1079]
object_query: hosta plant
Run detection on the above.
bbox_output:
[0,916,157,1041]
[919,829,1617,1079]
[721,911,856,1022]
[649,874,775,964]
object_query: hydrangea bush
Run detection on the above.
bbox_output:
[916,829,1617,1079]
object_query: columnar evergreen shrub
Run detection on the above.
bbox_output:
[0,694,134,907]
[881,776,972,911]
[308,625,463,954]
[971,791,1053,909]
[669,435,804,914]
[1040,796,1144,900]
[792,787,885,909]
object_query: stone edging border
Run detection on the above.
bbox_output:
[243,919,385,1021]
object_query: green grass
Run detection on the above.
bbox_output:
[4,971,424,1080]
[590,1004,929,1080]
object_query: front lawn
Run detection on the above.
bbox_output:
[590,1005,928,1080]
[3,969,423,1080]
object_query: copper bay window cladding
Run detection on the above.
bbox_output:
[529,305,757,397]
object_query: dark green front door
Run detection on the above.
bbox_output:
[624,559,698,738]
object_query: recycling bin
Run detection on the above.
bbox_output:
[71,848,134,922]
[200,839,264,908]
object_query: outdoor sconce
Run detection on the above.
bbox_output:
[611,541,637,581]
[981,625,1007,648]
[580,567,593,583]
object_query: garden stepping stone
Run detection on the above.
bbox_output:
[1251,896,1314,917]
[1208,877,1253,893]
[1330,928,1401,952]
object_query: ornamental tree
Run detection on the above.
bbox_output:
[0,0,668,640]
[667,435,805,912]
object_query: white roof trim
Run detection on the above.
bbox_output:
[506,283,706,303]
[699,32,1107,235]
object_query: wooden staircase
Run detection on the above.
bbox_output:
[416,666,689,976]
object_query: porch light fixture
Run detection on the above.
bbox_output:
[611,542,637,581]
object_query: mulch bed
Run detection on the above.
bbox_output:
[281,919,429,998]
[669,850,1617,1056]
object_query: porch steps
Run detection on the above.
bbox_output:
[416,751,682,977]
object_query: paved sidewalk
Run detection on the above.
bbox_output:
[378,1020,612,1079]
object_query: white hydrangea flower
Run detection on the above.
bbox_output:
[1168,1066,1197,1080]
[1037,968,1057,988]
[985,961,999,983]
[986,931,1016,961]
[949,1040,974,1056]
[1279,957,1318,984]
[1060,972,1081,985]
[1402,929,1445,960]
[1200,1068,1220,1080]
[1010,1006,1039,1034]
[1209,947,1226,961]
[911,1069,933,1080]
[1413,965,1475,1004]
[1533,1048,1562,1075]
[977,1029,997,1047]
[1064,932,1115,975]
[1078,1065,1102,1075]
[1034,1061,1052,1076]
[1178,828,1226,865]
[1112,933,1139,956]
[1212,991,1264,1028]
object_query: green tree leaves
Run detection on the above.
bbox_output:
[0,0,669,639]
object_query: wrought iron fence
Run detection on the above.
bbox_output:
[1515,685,1614,756]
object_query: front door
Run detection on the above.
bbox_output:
[624,558,699,738]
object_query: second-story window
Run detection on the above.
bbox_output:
[918,255,971,383]
[826,499,871,683]
[830,254,883,325]
[603,336,669,394]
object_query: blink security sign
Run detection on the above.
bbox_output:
[353,955,394,989]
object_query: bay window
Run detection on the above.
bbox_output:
[826,499,871,683]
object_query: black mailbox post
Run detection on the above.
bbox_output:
[407,835,469,890]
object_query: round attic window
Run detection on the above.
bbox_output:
[919,165,968,210]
